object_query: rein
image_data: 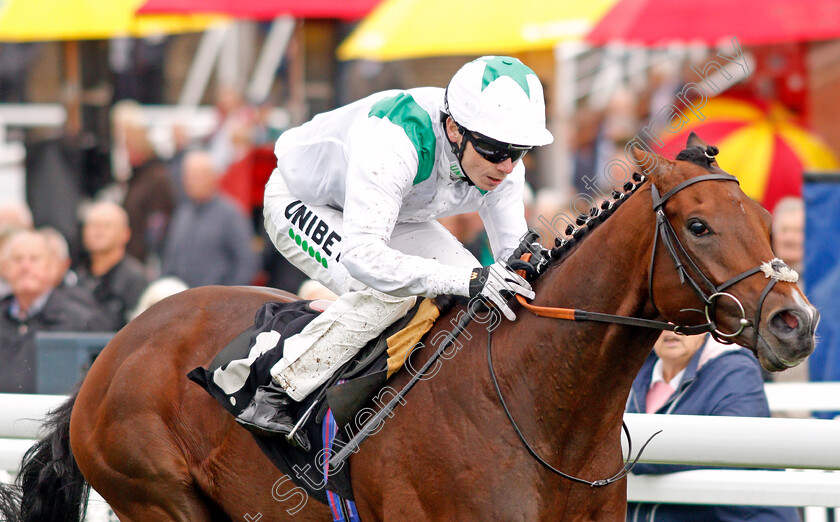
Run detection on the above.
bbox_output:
[497,172,798,488]
[487,329,660,487]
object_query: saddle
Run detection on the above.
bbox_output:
[187,297,442,507]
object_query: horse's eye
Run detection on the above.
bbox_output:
[688,220,710,237]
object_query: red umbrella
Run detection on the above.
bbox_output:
[138,0,380,20]
[657,96,839,212]
[586,0,840,46]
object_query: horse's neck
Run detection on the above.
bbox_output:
[499,188,662,451]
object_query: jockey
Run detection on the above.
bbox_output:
[237,56,553,438]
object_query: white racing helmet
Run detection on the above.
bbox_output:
[446,56,553,147]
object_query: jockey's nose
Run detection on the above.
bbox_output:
[497,158,515,174]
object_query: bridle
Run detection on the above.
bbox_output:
[493,171,799,488]
[648,172,795,348]
[517,172,798,350]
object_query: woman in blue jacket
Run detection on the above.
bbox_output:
[626,331,800,522]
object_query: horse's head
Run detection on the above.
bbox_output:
[636,132,817,371]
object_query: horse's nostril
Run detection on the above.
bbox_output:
[780,311,799,330]
[770,310,800,334]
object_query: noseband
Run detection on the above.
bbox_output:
[648,173,798,348]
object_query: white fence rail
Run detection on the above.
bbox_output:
[621,413,840,470]
[627,469,840,507]
[765,382,840,414]
[2,387,840,515]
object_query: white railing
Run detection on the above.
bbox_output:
[627,469,840,507]
[621,413,840,470]
[765,382,840,415]
[2,387,840,517]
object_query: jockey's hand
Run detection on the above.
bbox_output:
[468,262,535,321]
[507,230,551,280]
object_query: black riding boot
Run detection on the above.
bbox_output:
[236,381,309,450]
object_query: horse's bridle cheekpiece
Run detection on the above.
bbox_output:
[517,172,797,352]
[648,173,797,348]
[504,170,800,487]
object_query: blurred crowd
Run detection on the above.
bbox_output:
[0,84,339,393]
[0,45,814,395]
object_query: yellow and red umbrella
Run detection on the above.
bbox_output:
[657,96,839,212]
[338,0,618,61]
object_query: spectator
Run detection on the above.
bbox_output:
[0,230,110,393]
[39,226,78,288]
[0,201,33,231]
[77,202,150,330]
[771,197,805,274]
[207,84,256,173]
[0,201,34,297]
[120,111,176,268]
[161,150,258,287]
[167,123,194,206]
[771,196,807,385]
[626,331,800,521]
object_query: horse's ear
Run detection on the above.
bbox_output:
[629,145,672,185]
[686,132,708,149]
[629,145,668,173]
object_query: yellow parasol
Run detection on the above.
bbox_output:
[0,0,223,41]
[337,0,617,61]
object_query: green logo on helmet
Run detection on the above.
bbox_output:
[479,56,533,97]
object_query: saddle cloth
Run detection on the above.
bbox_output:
[187,297,436,507]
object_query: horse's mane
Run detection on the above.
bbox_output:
[544,144,720,268]
[545,173,646,267]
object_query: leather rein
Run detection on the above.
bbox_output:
[490,172,794,488]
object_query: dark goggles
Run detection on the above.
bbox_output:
[461,128,531,164]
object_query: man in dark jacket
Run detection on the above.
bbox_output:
[161,150,257,287]
[626,332,800,522]
[77,201,149,330]
[0,230,111,393]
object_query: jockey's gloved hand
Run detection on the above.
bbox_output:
[468,261,535,321]
[507,230,551,280]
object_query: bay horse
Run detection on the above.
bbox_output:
[0,136,817,521]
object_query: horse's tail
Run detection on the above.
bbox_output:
[0,392,90,522]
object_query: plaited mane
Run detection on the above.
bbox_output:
[545,173,647,265]
[544,144,719,266]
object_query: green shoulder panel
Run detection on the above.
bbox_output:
[369,93,436,185]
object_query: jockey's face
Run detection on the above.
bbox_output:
[445,118,519,192]
[461,141,518,192]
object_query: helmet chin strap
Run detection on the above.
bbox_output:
[440,110,476,186]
